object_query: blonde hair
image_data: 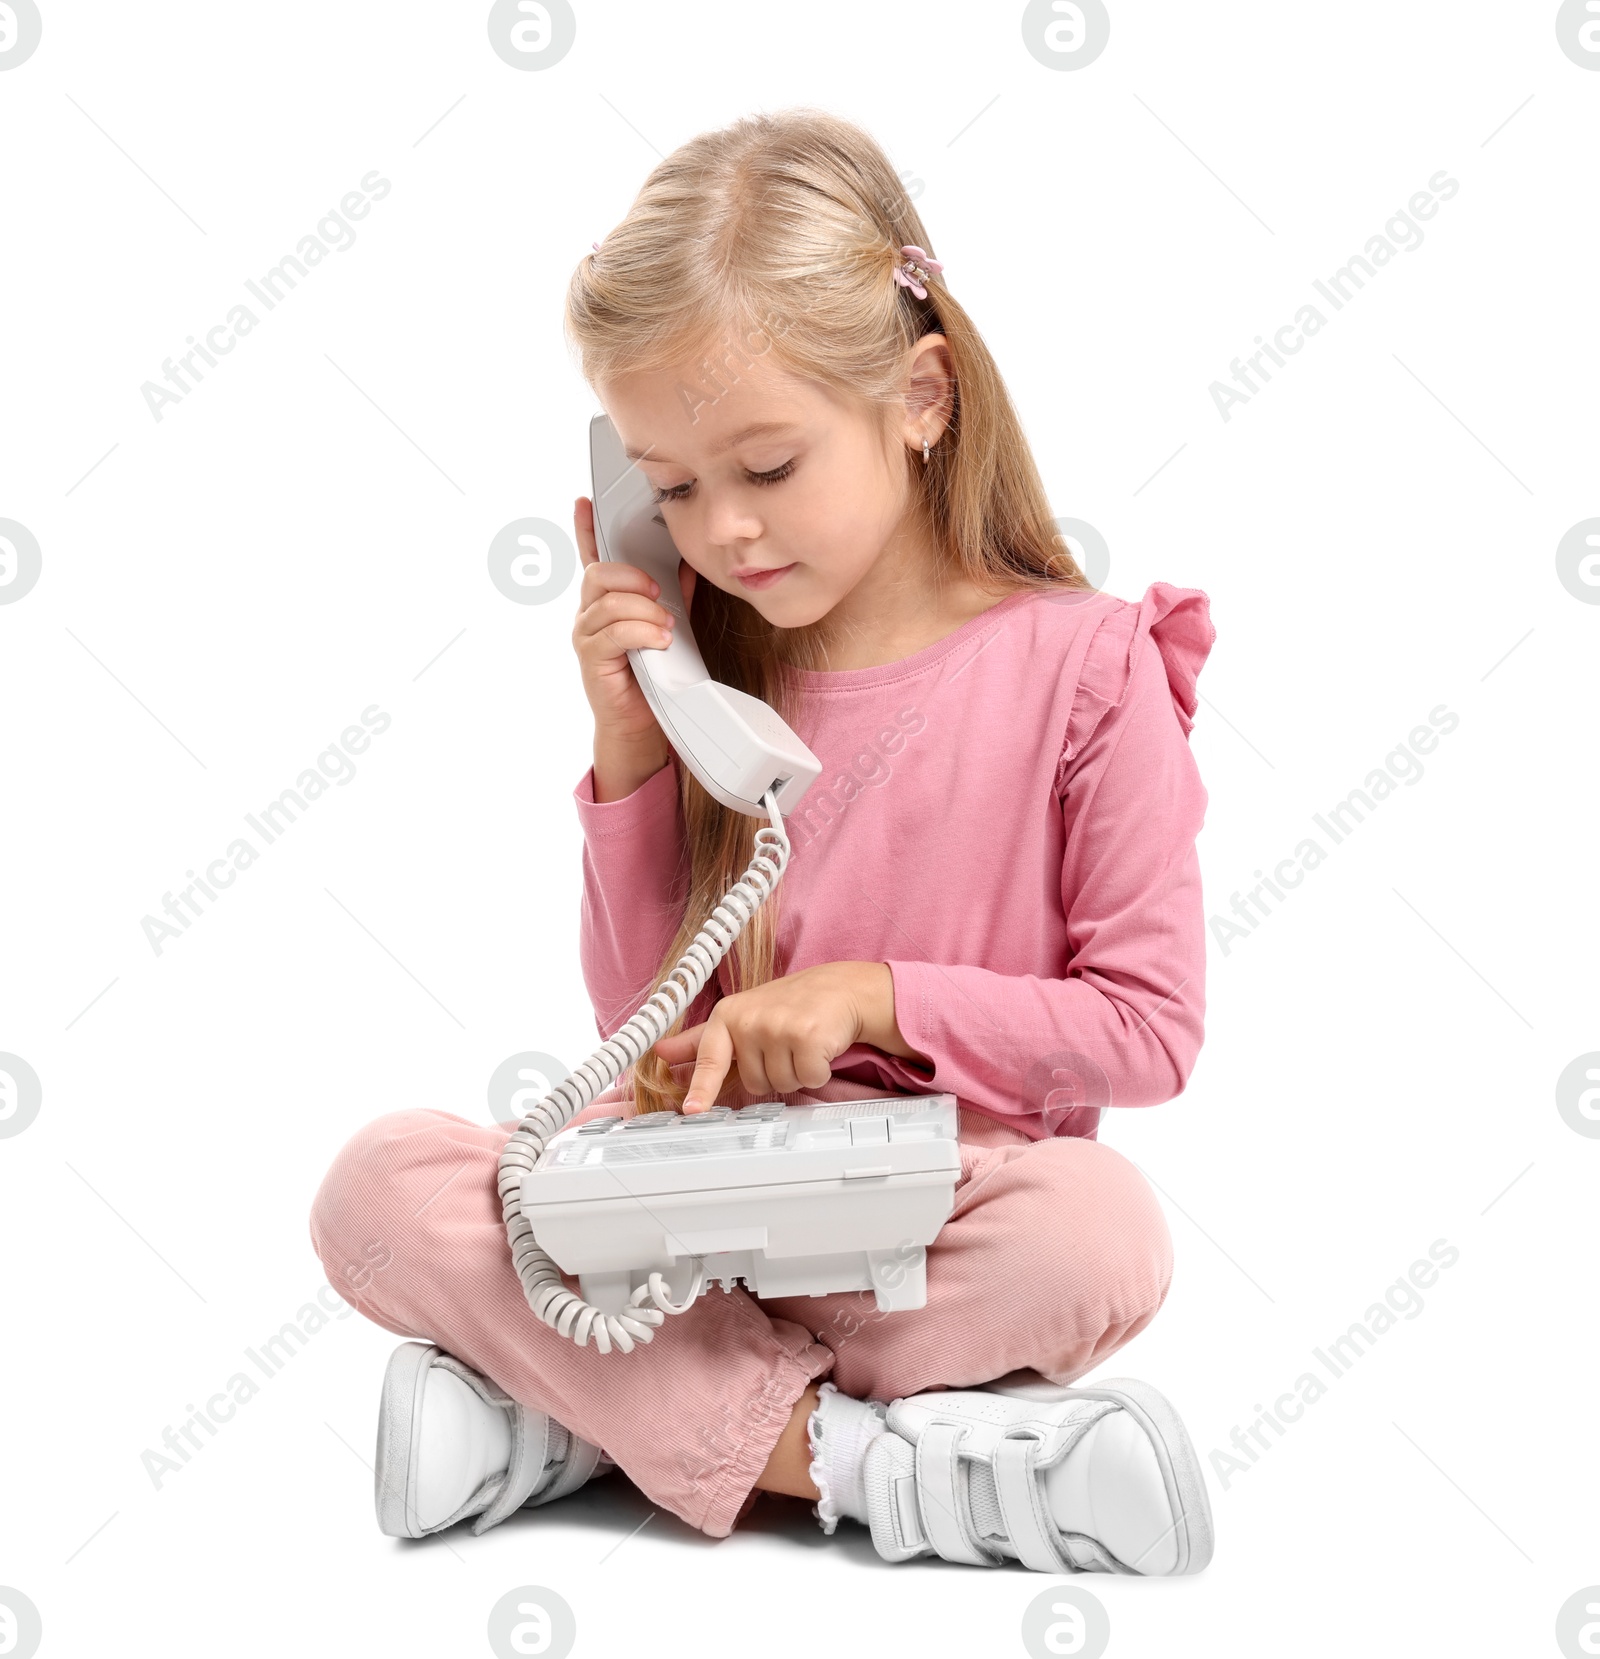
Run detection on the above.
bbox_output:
[565,106,1091,1114]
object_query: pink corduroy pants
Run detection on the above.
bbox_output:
[307,1084,1173,1539]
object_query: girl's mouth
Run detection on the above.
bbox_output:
[734,563,796,591]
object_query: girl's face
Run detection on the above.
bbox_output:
[597,344,925,629]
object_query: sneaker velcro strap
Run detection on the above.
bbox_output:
[471,1404,555,1535]
[914,1422,1000,1566]
[526,1435,601,1507]
[992,1436,1076,1573]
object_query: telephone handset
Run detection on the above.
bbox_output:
[586,411,821,819]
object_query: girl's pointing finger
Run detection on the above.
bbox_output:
[681,1022,734,1112]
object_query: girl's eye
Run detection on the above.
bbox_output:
[650,459,795,506]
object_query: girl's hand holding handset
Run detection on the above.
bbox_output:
[570,493,697,803]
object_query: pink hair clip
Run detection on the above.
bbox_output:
[893,244,943,299]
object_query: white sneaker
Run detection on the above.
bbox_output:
[374,1342,614,1539]
[861,1371,1214,1575]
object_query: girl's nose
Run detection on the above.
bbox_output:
[701,491,764,550]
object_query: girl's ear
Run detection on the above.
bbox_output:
[902,332,955,446]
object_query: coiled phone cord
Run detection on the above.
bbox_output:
[496,784,791,1354]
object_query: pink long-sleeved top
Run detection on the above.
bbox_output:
[571,581,1215,1143]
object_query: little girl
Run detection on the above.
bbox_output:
[310,107,1216,1576]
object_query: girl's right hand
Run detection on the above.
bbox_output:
[571,494,698,756]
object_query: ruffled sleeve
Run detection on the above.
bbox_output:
[1055,581,1214,796]
[867,580,1217,1133]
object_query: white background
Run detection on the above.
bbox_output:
[1,3,1596,1656]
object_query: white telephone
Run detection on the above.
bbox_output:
[495,414,960,1356]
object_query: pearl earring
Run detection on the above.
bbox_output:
[922,437,931,465]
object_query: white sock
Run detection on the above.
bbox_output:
[806,1381,889,1534]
